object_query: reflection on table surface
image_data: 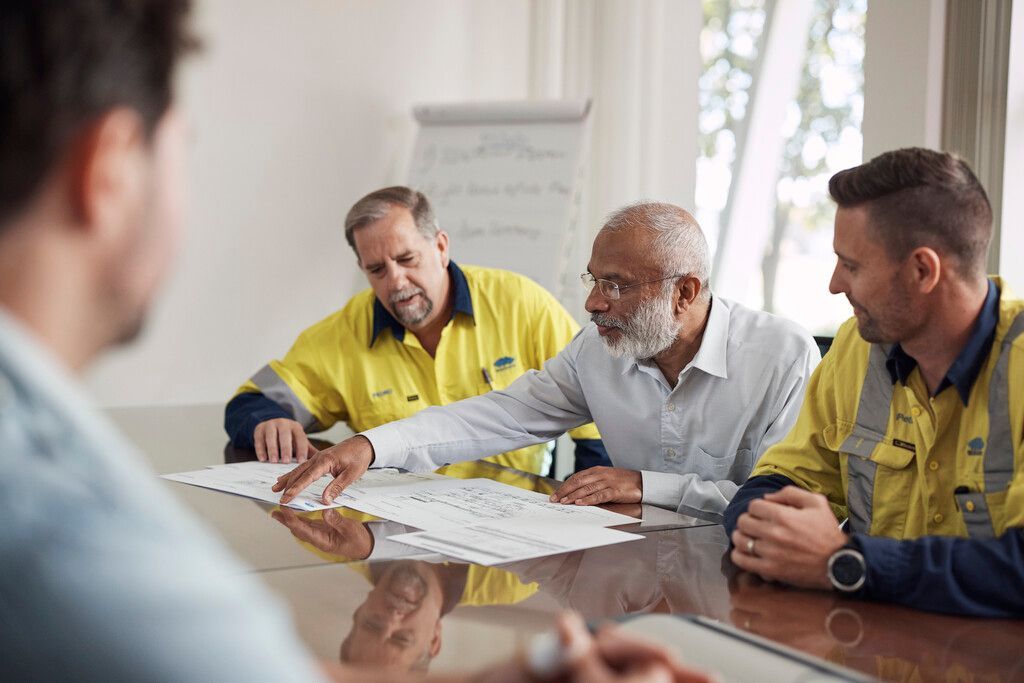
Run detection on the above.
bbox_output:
[112,404,1024,682]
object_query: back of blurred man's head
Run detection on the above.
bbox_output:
[0,1,196,366]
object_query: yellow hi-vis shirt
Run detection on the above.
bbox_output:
[235,263,599,474]
[750,278,1024,539]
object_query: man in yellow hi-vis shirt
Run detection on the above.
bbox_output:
[724,148,1024,617]
[225,186,605,475]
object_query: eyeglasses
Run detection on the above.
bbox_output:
[580,272,684,300]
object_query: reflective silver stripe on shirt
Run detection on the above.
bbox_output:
[251,365,320,431]
[985,311,1024,493]
[840,343,894,534]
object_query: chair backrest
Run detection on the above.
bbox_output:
[813,336,834,358]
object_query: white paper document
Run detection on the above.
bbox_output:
[161,462,445,512]
[343,477,638,531]
[391,518,643,565]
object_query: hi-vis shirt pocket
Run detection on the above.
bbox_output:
[832,421,916,536]
[831,421,916,469]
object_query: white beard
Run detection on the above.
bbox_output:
[592,291,681,361]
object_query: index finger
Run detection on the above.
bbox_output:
[550,471,598,502]
[278,459,335,504]
[271,459,313,492]
[558,473,607,504]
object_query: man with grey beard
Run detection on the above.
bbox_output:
[275,202,820,519]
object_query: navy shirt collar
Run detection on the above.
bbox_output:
[884,279,999,404]
[370,261,474,346]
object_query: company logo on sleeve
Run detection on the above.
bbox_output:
[967,437,985,456]
[494,356,517,372]
[371,388,393,400]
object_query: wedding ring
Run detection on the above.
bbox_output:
[745,538,757,556]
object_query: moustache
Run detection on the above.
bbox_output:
[390,287,425,304]
[591,313,626,330]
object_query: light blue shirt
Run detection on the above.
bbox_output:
[364,297,819,519]
[0,311,322,681]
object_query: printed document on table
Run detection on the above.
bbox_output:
[390,518,643,565]
[160,462,445,512]
[344,477,638,531]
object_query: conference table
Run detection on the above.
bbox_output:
[111,404,1024,682]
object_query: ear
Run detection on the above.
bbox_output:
[71,108,147,238]
[434,230,450,268]
[907,246,941,294]
[673,275,702,315]
[429,620,442,658]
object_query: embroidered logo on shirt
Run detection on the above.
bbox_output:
[494,356,517,372]
[892,438,915,452]
[895,412,914,425]
[371,388,393,399]
[407,394,420,402]
[967,437,985,456]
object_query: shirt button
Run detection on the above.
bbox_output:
[928,461,939,471]
[933,513,944,524]
[965,500,976,512]
[911,406,922,417]
[666,402,676,412]
[665,448,676,458]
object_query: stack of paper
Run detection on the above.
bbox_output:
[162,462,643,564]
[160,462,445,511]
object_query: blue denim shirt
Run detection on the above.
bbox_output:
[0,310,322,680]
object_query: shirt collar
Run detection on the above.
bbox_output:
[622,295,730,380]
[370,261,474,346]
[884,279,999,404]
[686,295,730,379]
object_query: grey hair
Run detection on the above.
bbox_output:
[600,201,711,301]
[344,186,440,257]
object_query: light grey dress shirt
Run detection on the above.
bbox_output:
[0,311,323,681]
[364,297,819,519]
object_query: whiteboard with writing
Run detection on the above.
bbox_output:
[407,100,591,303]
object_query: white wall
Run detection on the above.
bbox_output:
[87,0,530,406]
[861,0,946,160]
[1000,5,1024,287]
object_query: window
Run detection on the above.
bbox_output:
[696,0,867,334]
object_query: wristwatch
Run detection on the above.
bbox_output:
[827,546,866,593]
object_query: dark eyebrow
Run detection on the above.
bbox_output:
[364,251,417,271]
[586,266,623,281]
[834,250,859,266]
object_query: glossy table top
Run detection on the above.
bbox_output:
[111,404,1024,682]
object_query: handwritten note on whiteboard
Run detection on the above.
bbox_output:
[408,101,591,302]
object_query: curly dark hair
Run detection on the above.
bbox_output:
[829,147,992,279]
[0,0,198,226]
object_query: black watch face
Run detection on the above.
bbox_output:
[832,552,864,587]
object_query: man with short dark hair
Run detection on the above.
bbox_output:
[225,185,608,476]
[724,148,1024,617]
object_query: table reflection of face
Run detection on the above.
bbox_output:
[340,561,444,672]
